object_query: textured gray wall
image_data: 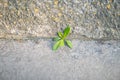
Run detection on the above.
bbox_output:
[0,0,120,39]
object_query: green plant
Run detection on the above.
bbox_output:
[52,25,73,51]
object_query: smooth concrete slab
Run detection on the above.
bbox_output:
[0,39,120,80]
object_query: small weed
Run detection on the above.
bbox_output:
[52,25,73,51]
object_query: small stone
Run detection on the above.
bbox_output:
[0,14,2,18]
[54,0,58,6]
[4,2,8,7]
[34,8,39,13]
[11,29,16,34]
[58,13,62,17]
[106,4,111,10]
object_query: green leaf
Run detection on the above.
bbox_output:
[65,40,73,48]
[53,37,60,41]
[63,25,71,38]
[57,32,63,38]
[52,40,64,51]
[59,40,64,47]
[53,40,61,50]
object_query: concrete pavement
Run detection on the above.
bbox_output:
[0,39,120,80]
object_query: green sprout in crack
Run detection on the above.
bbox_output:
[52,25,73,51]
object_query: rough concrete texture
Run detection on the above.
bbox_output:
[0,0,120,39]
[0,39,120,80]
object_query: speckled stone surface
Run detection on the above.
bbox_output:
[0,39,120,80]
[0,0,120,39]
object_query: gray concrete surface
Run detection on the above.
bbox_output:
[0,0,120,39]
[0,39,120,80]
